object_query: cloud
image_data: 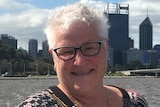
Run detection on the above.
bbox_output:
[123,0,160,48]
[0,0,50,50]
[79,0,106,9]
[0,10,49,50]
[79,0,160,48]
[0,0,35,10]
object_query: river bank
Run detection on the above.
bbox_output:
[0,75,158,80]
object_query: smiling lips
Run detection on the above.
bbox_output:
[71,69,94,76]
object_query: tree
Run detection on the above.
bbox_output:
[0,40,16,60]
[0,59,10,74]
[0,40,54,76]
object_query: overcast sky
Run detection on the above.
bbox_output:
[0,0,159,51]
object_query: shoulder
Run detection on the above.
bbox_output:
[18,89,59,107]
[124,89,148,107]
[105,85,148,107]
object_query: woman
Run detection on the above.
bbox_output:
[19,2,148,107]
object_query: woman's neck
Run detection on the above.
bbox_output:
[68,86,110,107]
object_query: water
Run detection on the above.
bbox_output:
[0,76,159,107]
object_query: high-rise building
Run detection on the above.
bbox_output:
[28,39,38,58]
[108,47,114,67]
[104,3,129,65]
[154,45,160,58]
[128,37,134,49]
[126,49,157,67]
[139,16,153,50]
[126,48,143,64]
[153,45,160,67]
[0,34,17,49]
[42,40,50,59]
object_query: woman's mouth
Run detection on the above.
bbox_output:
[71,69,94,76]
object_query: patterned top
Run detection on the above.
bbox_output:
[18,86,148,107]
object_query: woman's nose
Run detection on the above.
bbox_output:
[73,50,88,65]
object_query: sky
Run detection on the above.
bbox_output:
[0,0,160,51]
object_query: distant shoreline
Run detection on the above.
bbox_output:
[0,75,158,80]
[0,75,57,80]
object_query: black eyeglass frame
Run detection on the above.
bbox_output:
[52,40,104,61]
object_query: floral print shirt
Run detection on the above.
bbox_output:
[18,86,148,107]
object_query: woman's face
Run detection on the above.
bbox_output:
[52,22,108,94]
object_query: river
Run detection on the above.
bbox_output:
[0,76,159,107]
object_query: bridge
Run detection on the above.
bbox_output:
[121,69,160,76]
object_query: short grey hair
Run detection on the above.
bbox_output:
[44,2,109,49]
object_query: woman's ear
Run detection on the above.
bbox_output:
[104,38,109,49]
[53,64,56,72]
[49,49,53,55]
[104,38,109,58]
[106,38,109,46]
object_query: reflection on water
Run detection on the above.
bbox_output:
[0,76,159,107]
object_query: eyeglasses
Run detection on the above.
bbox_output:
[52,40,103,60]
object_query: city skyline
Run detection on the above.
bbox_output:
[0,0,160,50]
[0,15,157,52]
[0,16,160,52]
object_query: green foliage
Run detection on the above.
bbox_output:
[0,40,16,60]
[0,40,54,76]
[15,48,32,62]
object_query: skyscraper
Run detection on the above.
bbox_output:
[139,16,153,50]
[0,34,17,49]
[154,45,160,59]
[128,37,134,49]
[104,3,129,65]
[42,40,50,59]
[28,39,38,58]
